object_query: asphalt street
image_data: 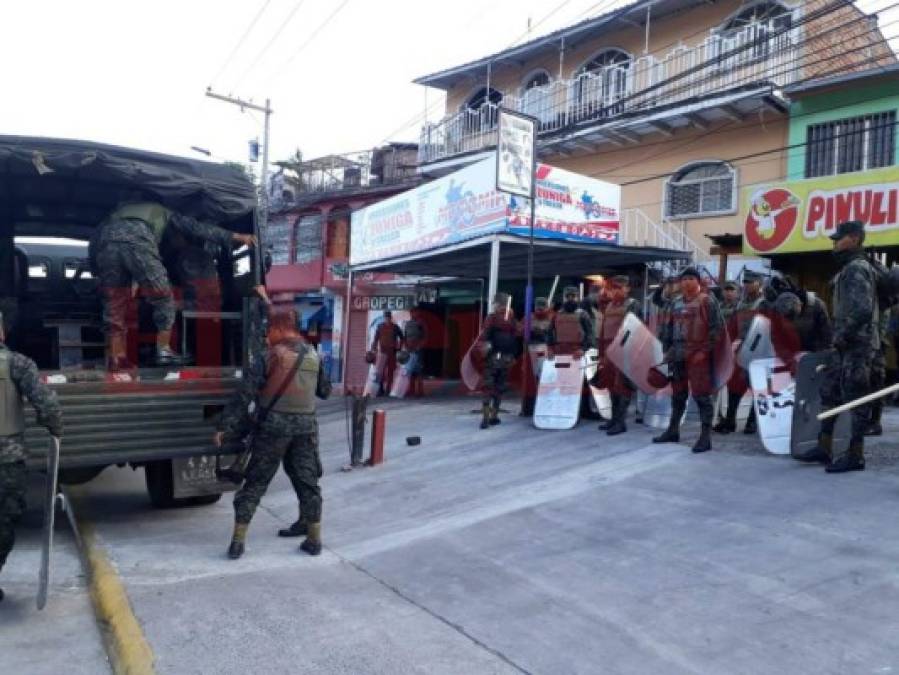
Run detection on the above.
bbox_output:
[4,394,899,674]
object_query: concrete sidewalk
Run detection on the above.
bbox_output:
[72,397,899,674]
[0,476,110,675]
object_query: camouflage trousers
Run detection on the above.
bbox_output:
[95,239,175,336]
[0,461,27,572]
[821,347,871,440]
[482,354,513,407]
[870,348,886,422]
[669,358,714,426]
[233,413,323,526]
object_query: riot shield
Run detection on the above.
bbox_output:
[606,313,665,395]
[460,343,482,392]
[363,353,386,397]
[37,436,61,610]
[748,358,793,455]
[791,351,851,457]
[534,355,584,430]
[712,326,735,391]
[737,315,774,369]
[583,349,612,420]
[390,359,412,398]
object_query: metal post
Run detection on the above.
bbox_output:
[487,238,500,306]
[260,98,272,232]
[341,269,353,387]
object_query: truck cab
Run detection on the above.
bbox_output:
[1,135,262,506]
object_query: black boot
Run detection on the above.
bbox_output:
[278,520,307,538]
[743,409,757,435]
[300,523,322,556]
[479,402,490,430]
[653,400,685,443]
[600,395,617,431]
[228,523,248,559]
[866,403,883,436]
[794,433,832,464]
[713,393,739,433]
[488,403,501,426]
[692,425,712,453]
[826,440,865,473]
[606,396,628,436]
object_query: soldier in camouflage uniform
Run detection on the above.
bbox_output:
[0,312,63,602]
[597,276,641,436]
[653,267,723,453]
[719,281,740,323]
[90,201,255,368]
[795,221,876,473]
[477,293,521,429]
[715,271,765,435]
[215,309,328,558]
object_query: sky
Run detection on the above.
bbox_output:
[1,0,896,170]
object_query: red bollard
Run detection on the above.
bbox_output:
[370,409,386,466]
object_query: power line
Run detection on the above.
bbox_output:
[233,0,308,90]
[265,0,353,85]
[210,0,273,87]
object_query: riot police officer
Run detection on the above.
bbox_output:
[477,293,521,429]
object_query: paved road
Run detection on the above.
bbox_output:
[0,476,110,675]
[11,396,899,674]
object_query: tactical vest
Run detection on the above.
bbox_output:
[599,299,635,346]
[672,294,711,351]
[111,202,172,242]
[261,344,320,415]
[0,348,25,436]
[530,315,552,343]
[486,315,518,355]
[554,310,586,347]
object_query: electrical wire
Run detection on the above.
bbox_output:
[210,0,273,87]
[233,0,308,90]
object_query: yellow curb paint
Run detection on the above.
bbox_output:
[69,492,155,675]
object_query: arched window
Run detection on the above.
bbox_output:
[464,87,503,113]
[576,49,631,108]
[521,71,552,122]
[665,162,735,218]
[720,1,792,60]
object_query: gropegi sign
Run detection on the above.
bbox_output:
[351,156,622,265]
[742,166,899,255]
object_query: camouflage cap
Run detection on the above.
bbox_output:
[829,220,865,241]
[562,286,579,297]
[723,280,739,291]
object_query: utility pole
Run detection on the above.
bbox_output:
[205,88,273,232]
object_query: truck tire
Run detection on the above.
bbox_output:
[145,460,176,508]
[145,461,224,508]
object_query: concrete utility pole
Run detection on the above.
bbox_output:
[204,88,273,231]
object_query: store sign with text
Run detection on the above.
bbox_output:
[351,295,415,311]
[742,166,899,255]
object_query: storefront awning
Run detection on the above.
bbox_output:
[351,233,688,279]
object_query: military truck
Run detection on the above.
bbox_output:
[1,135,264,506]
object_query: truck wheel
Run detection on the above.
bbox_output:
[145,460,176,508]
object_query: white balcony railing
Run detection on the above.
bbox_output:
[419,22,798,165]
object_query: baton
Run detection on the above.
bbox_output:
[817,381,899,420]
[547,275,560,307]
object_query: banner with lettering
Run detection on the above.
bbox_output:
[742,166,899,255]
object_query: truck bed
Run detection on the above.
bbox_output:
[24,368,242,469]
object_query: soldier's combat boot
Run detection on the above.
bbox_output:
[692,424,712,453]
[794,433,832,464]
[278,508,307,537]
[300,522,322,556]
[653,401,684,443]
[713,393,739,433]
[865,404,883,436]
[488,404,501,426]
[228,523,248,559]
[479,402,491,430]
[743,409,757,435]
[826,440,865,473]
[606,397,627,436]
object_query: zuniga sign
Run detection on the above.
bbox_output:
[350,156,621,265]
[742,166,899,255]
[351,295,414,311]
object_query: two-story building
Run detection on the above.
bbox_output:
[414,0,895,258]
[263,143,421,381]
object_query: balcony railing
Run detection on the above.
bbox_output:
[419,22,798,165]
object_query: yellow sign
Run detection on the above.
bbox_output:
[741,166,899,255]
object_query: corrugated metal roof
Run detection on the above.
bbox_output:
[414,0,707,90]
[783,62,899,96]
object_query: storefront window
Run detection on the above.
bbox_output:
[805,111,896,178]
[665,162,735,218]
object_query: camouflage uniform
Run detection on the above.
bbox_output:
[866,306,891,434]
[821,250,878,453]
[656,281,723,450]
[598,296,641,432]
[478,309,520,426]
[91,203,234,337]
[220,338,324,527]
[0,344,63,578]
